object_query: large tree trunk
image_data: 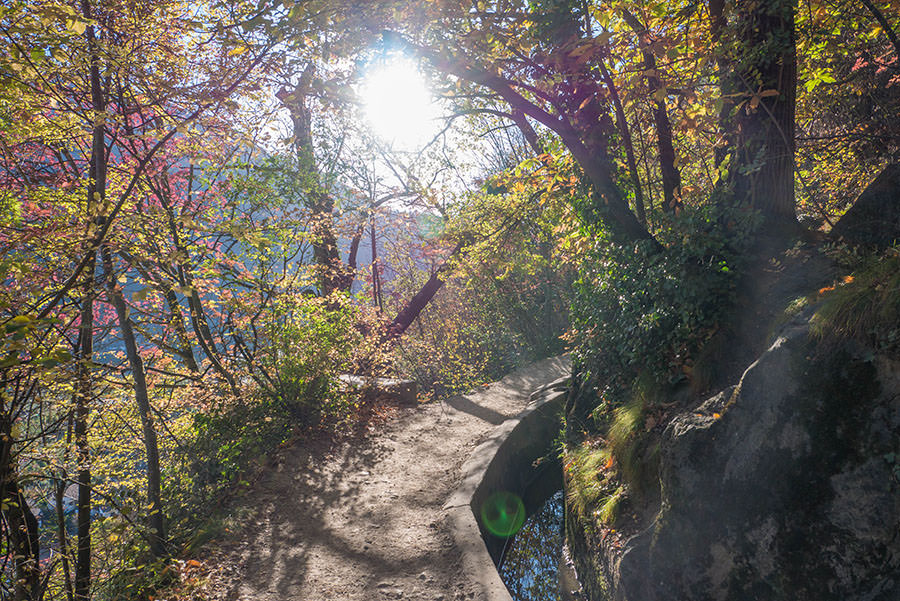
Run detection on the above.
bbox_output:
[1,456,41,601]
[718,0,798,223]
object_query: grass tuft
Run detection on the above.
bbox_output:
[564,440,615,521]
[812,252,900,354]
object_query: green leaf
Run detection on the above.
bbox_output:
[51,348,72,363]
[6,315,32,332]
[0,353,20,369]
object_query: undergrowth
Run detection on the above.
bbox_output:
[563,204,758,528]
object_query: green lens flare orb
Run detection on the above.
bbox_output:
[480,491,526,538]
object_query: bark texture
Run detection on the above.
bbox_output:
[719,0,798,222]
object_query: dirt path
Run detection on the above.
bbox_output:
[202,356,570,601]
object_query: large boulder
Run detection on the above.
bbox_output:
[571,312,900,600]
[831,163,900,249]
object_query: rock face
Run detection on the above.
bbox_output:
[570,313,900,601]
[831,163,900,249]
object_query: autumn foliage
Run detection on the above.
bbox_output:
[2,0,899,598]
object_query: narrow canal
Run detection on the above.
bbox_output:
[497,487,584,601]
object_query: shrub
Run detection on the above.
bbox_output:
[569,204,756,403]
[564,205,757,521]
[257,293,369,426]
[177,293,386,525]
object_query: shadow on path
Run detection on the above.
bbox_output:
[445,395,508,425]
[214,354,572,601]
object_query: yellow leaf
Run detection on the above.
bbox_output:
[228,45,249,56]
[67,19,86,35]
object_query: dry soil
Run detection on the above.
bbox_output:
[199,356,570,601]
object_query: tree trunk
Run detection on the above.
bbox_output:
[277,64,349,296]
[74,279,94,601]
[0,412,41,601]
[598,59,647,224]
[161,285,199,373]
[75,0,106,591]
[55,476,75,601]
[346,223,365,288]
[183,276,238,392]
[130,260,199,374]
[385,240,465,340]
[101,247,167,558]
[1,469,41,601]
[370,209,382,310]
[561,127,657,243]
[160,198,239,394]
[622,9,683,214]
[719,0,798,223]
[413,38,656,244]
[56,414,75,601]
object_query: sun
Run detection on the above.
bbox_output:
[361,57,439,149]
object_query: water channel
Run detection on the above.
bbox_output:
[496,480,584,601]
[462,372,582,601]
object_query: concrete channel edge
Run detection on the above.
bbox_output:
[445,375,571,601]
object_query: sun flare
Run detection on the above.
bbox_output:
[362,57,439,149]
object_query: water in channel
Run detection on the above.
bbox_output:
[498,490,583,601]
